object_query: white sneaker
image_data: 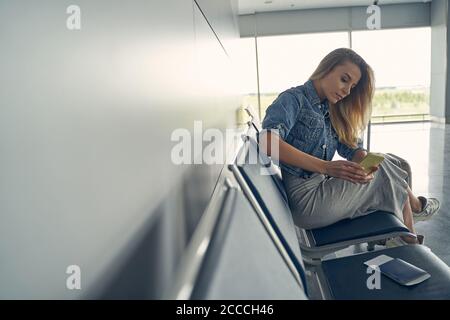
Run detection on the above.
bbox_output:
[413,196,440,222]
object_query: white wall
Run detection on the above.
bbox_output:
[0,0,240,298]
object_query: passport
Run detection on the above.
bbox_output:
[364,254,431,286]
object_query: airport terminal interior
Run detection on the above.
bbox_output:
[1,0,450,299]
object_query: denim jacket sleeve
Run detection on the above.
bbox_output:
[261,92,301,140]
[337,137,367,161]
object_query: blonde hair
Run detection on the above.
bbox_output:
[309,48,375,148]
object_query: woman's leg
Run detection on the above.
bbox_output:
[401,195,419,243]
[385,154,422,213]
[402,196,416,233]
[407,186,423,213]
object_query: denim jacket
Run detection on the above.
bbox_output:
[261,79,366,178]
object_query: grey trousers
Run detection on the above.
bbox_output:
[282,154,411,230]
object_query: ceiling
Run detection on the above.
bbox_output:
[238,0,432,15]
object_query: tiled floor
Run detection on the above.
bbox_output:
[370,121,450,266]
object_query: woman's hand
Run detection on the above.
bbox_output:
[324,160,375,184]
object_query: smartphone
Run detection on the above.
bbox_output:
[359,152,385,174]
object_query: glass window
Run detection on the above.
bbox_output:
[352,27,431,123]
[232,38,258,96]
[232,38,259,123]
[257,32,349,119]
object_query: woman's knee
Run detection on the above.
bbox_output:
[385,153,412,188]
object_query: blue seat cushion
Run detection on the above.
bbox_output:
[310,211,410,246]
[322,244,450,299]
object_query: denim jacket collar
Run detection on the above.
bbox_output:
[304,79,329,113]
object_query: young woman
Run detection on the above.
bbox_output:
[260,48,439,244]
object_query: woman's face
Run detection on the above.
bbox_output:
[319,61,361,104]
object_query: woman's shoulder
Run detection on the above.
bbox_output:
[276,85,308,103]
